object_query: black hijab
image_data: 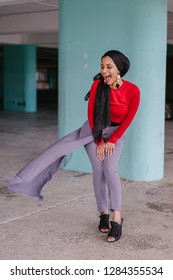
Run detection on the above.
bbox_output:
[85,50,130,143]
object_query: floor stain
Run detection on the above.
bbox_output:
[146,202,173,213]
[0,185,16,199]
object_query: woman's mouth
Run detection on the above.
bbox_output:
[104,75,111,83]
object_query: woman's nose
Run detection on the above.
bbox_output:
[102,68,107,74]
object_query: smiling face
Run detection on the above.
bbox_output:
[100,56,120,89]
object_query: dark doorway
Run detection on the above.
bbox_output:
[37,47,58,111]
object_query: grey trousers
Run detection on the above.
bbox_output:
[8,120,124,208]
[85,126,125,212]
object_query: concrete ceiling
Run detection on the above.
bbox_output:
[0,0,59,48]
[0,0,58,14]
[0,0,173,48]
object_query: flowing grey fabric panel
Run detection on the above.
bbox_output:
[8,121,93,200]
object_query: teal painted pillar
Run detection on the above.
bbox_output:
[58,0,132,172]
[3,45,36,112]
[58,0,167,181]
[119,0,167,181]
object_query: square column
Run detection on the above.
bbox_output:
[3,45,36,112]
[58,0,167,180]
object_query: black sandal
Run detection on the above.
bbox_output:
[107,218,124,242]
[98,214,110,233]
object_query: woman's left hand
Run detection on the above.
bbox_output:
[104,142,115,156]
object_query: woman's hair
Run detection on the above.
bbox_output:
[102,50,130,77]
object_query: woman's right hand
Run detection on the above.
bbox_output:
[96,144,105,161]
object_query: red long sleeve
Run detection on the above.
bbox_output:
[88,80,140,145]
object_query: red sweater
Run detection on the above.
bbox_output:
[88,79,140,145]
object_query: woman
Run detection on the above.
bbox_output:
[8,50,140,243]
[85,50,140,242]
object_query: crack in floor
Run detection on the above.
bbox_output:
[0,193,94,226]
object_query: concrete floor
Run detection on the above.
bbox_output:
[0,109,173,260]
